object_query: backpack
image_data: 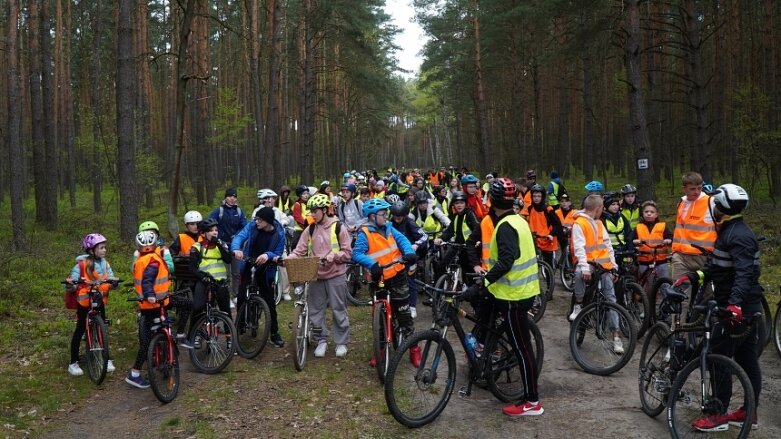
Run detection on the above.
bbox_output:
[218,205,244,222]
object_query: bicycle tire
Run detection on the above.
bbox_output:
[148,333,179,403]
[759,295,771,350]
[667,354,755,439]
[560,255,575,292]
[235,296,271,359]
[486,320,544,402]
[384,330,456,428]
[291,303,308,371]
[774,302,781,358]
[434,273,459,292]
[529,293,546,323]
[649,276,674,324]
[537,260,554,301]
[373,301,391,383]
[188,312,236,374]
[619,281,651,338]
[346,265,371,306]
[272,271,283,306]
[569,301,637,375]
[84,315,109,385]
[638,322,672,417]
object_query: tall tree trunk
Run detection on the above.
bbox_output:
[681,0,712,181]
[264,0,282,186]
[581,11,595,182]
[28,0,47,224]
[471,1,489,172]
[136,0,154,208]
[7,0,27,249]
[117,0,139,240]
[58,0,77,207]
[763,0,780,195]
[300,0,315,184]
[40,0,58,228]
[248,0,265,186]
[90,0,104,213]
[555,17,570,176]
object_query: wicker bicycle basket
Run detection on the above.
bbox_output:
[284,256,320,283]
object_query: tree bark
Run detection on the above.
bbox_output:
[28,0,47,225]
[58,0,77,207]
[300,0,315,184]
[90,0,104,213]
[136,0,154,208]
[117,0,139,240]
[471,1,489,172]
[264,0,283,186]
[681,0,712,181]
[7,0,27,249]
[580,11,595,182]
[40,0,58,228]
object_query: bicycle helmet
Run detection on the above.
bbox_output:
[710,183,748,215]
[138,220,160,233]
[513,198,523,208]
[343,172,351,178]
[82,233,107,252]
[620,184,637,195]
[183,210,203,224]
[702,182,715,194]
[341,183,356,193]
[295,184,309,197]
[257,188,278,199]
[390,201,409,217]
[603,192,619,209]
[414,190,430,204]
[584,180,604,192]
[451,191,467,203]
[362,199,391,216]
[135,230,157,253]
[489,177,517,205]
[530,184,546,195]
[198,218,218,233]
[526,169,537,179]
[386,194,401,204]
[460,174,479,185]
[307,193,332,209]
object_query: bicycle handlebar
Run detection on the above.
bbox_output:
[413,279,466,298]
[62,278,121,287]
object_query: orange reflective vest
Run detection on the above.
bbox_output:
[75,259,112,307]
[636,222,670,263]
[133,252,171,310]
[177,233,201,256]
[574,216,614,270]
[361,226,405,280]
[528,206,558,252]
[672,195,716,255]
[480,215,495,269]
[556,208,575,228]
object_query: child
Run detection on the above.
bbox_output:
[134,220,175,272]
[632,201,672,278]
[389,201,427,318]
[66,233,117,376]
[169,211,203,256]
[601,193,633,255]
[189,218,233,325]
[434,191,479,285]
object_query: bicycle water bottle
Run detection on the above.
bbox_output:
[465,332,478,359]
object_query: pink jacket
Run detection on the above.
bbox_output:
[289,215,352,280]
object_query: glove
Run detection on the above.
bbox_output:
[403,253,417,264]
[370,263,382,282]
[726,304,742,323]
[461,283,482,302]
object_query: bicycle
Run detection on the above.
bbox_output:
[773,293,781,358]
[557,232,575,292]
[345,261,372,306]
[62,277,118,385]
[127,290,188,403]
[371,259,413,383]
[287,256,322,371]
[384,279,544,428]
[530,232,556,302]
[569,263,637,375]
[634,241,674,326]
[613,250,651,338]
[234,257,272,359]
[188,276,237,374]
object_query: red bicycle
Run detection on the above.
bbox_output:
[371,260,409,384]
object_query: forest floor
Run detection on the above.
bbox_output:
[26,283,781,439]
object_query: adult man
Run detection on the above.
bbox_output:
[208,188,247,308]
[461,177,543,417]
[671,172,716,279]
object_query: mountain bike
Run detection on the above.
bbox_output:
[234,258,272,359]
[345,261,372,306]
[188,276,236,374]
[384,280,543,428]
[773,293,781,358]
[63,277,118,385]
[635,241,674,326]
[614,251,651,338]
[558,239,575,292]
[531,232,555,302]
[371,259,410,383]
[287,256,323,371]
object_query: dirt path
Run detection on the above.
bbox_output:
[37,286,781,439]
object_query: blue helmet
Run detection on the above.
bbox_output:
[343,172,351,178]
[460,174,479,185]
[584,180,604,192]
[702,182,714,194]
[363,199,391,217]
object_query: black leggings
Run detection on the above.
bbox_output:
[70,304,108,364]
[495,297,539,403]
[132,309,157,370]
[168,292,192,335]
[711,318,762,408]
[191,279,232,328]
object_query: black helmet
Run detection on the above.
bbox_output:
[451,191,467,203]
[199,218,218,233]
[414,190,430,204]
[295,184,309,197]
[620,184,637,195]
[603,192,619,209]
[390,201,409,217]
[530,184,546,195]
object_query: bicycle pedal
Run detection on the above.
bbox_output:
[458,386,469,397]
[103,319,112,326]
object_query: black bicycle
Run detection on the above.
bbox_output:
[614,251,651,338]
[234,258,272,359]
[188,276,237,373]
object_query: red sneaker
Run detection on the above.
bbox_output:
[691,413,730,432]
[725,406,758,430]
[369,355,377,367]
[502,401,544,417]
[409,345,422,368]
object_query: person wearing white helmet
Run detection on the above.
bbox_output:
[170,210,204,256]
[254,188,293,300]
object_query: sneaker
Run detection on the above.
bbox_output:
[335,344,348,357]
[613,337,625,354]
[283,293,292,301]
[410,306,417,319]
[106,360,116,373]
[124,372,150,389]
[503,400,544,417]
[409,345,422,368]
[314,341,327,358]
[725,406,759,430]
[68,362,83,377]
[568,304,582,322]
[270,333,285,348]
[691,413,730,432]
[369,355,377,367]
[230,298,237,309]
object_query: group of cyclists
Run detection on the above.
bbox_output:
[63,166,764,429]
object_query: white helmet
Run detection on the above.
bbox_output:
[257,188,278,200]
[135,230,158,252]
[308,186,318,197]
[710,184,749,215]
[183,210,203,224]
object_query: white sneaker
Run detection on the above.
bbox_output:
[314,341,327,358]
[230,298,237,309]
[107,360,116,373]
[613,337,625,354]
[68,362,83,376]
[335,344,348,357]
[568,304,582,322]
[283,293,292,301]
[410,306,417,319]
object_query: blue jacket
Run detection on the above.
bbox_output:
[352,222,415,270]
[209,203,247,242]
[231,219,285,281]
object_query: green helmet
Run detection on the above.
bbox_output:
[138,220,160,233]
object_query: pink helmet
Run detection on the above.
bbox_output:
[82,233,107,252]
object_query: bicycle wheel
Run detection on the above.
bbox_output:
[384,330,456,428]
[537,260,554,301]
[529,293,546,323]
[560,255,575,292]
[486,320,544,402]
[569,302,637,375]
[291,303,308,371]
[147,333,179,403]
[346,265,371,306]
[188,312,236,374]
[619,281,651,339]
[84,315,109,385]
[774,302,781,358]
[638,322,672,417]
[434,273,458,291]
[373,302,391,383]
[667,354,755,439]
[272,271,283,306]
[759,295,771,350]
[650,277,674,324]
[235,296,271,359]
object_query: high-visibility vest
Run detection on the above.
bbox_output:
[133,252,171,310]
[277,197,291,213]
[574,216,614,270]
[75,259,112,307]
[621,206,641,230]
[361,226,405,280]
[603,215,628,248]
[294,202,309,231]
[372,190,386,200]
[528,206,558,251]
[415,211,443,237]
[308,222,340,255]
[436,198,449,216]
[480,215,495,269]
[547,182,561,207]
[636,222,670,263]
[454,213,473,242]
[176,233,201,256]
[556,208,575,228]
[192,243,228,280]
[672,195,716,254]
[486,215,539,301]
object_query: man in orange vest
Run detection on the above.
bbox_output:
[671,172,716,280]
